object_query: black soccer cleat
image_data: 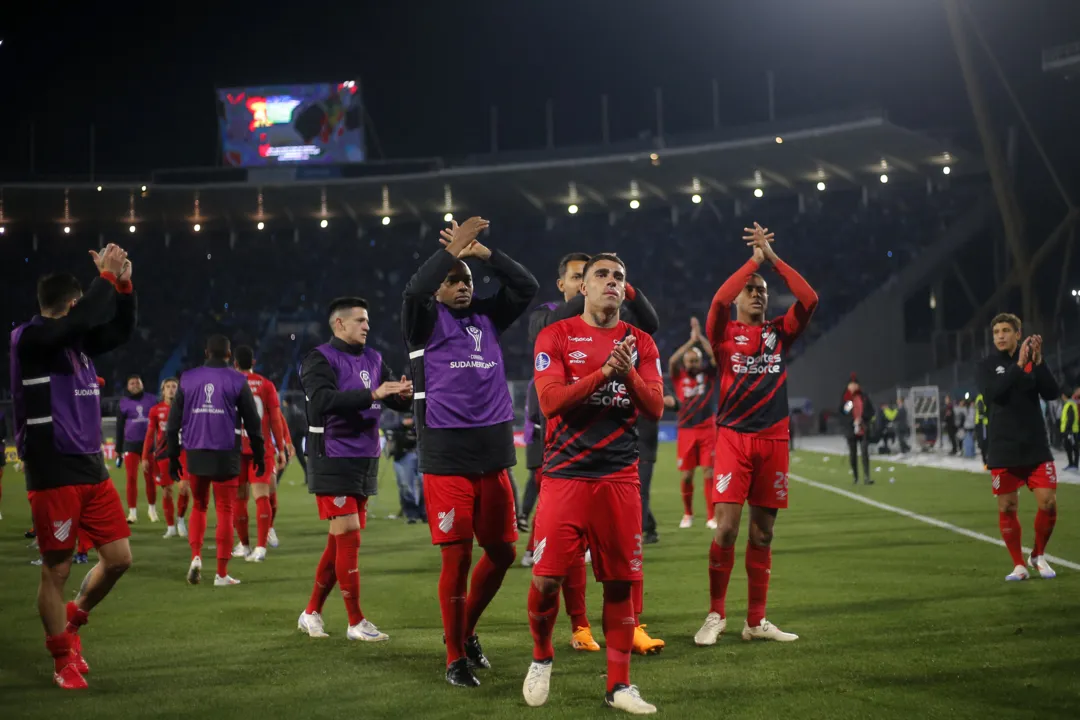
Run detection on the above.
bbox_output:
[643,531,659,545]
[445,657,481,687]
[464,634,491,670]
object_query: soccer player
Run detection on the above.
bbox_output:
[525,252,664,713]
[694,223,818,647]
[231,345,288,563]
[166,335,264,586]
[297,298,412,641]
[669,316,719,530]
[11,244,136,689]
[976,314,1060,581]
[525,251,664,655]
[141,377,184,538]
[403,217,539,687]
[115,373,158,523]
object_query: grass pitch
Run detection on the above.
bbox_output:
[1,446,1078,719]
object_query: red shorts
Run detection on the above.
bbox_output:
[712,426,789,509]
[532,477,643,582]
[154,459,174,487]
[240,454,275,485]
[316,494,369,524]
[29,482,131,554]
[991,463,1057,496]
[676,425,716,471]
[425,470,518,547]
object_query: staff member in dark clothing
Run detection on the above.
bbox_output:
[518,379,544,532]
[977,313,1060,581]
[841,380,874,485]
[525,251,664,656]
[297,297,412,642]
[11,245,136,690]
[404,216,538,687]
[167,335,264,588]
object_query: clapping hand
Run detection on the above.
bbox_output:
[690,316,702,343]
[1030,335,1044,365]
[743,222,777,264]
[1018,337,1033,367]
[440,217,492,260]
[90,244,128,276]
[374,377,413,401]
[603,335,636,378]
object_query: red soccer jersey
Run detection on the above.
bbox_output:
[533,316,663,481]
[706,257,818,439]
[142,401,171,462]
[241,371,281,456]
[673,365,718,429]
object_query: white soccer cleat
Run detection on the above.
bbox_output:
[705,518,718,530]
[214,574,241,586]
[127,508,138,524]
[742,619,799,642]
[1027,554,1056,579]
[693,612,727,646]
[267,527,279,548]
[177,518,188,537]
[605,684,657,715]
[521,551,535,568]
[297,611,329,638]
[584,549,591,565]
[679,515,693,529]
[246,547,267,563]
[1006,564,1030,582]
[187,556,202,585]
[163,525,177,539]
[347,618,389,642]
[231,542,250,558]
[522,660,553,707]
[147,506,159,523]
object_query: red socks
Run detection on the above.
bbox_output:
[145,468,156,506]
[439,543,472,665]
[235,495,250,547]
[1033,508,1057,557]
[602,583,635,692]
[746,543,771,627]
[177,490,189,519]
[681,478,694,515]
[306,534,338,615]
[213,483,236,577]
[124,453,139,510]
[162,493,175,527]
[335,529,363,626]
[708,541,734,616]
[269,493,278,525]
[66,601,89,634]
[527,583,560,661]
[255,496,273,549]
[465,545,515,637]
[704,472,715,522]
[564,554,589,630]
[45,633,74,673]
[998,510,1024,566]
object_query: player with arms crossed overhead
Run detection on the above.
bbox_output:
[231,345,288,563]
[669,316,719,530]
[525,253,664,715]
[141,377,185,538]
[694,223,818,647]
[115,373,158,523]
[403,217,539,687]
[296,297,412,641]
[976,314,1060,581]
[11,244,137,689]
[166,335,265,587]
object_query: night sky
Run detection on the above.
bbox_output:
[0,0,1077,178]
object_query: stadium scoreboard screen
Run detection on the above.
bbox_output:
[216,81,365,167]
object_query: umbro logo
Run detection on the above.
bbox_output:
[438,508,456,534]
[569,350,587,364]
[53,519,73,542]
[533,537,547,564]
[735,335,749,345]
[995,366,1005,375]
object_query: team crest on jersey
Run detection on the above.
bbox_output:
[535,352,551,371]
[333,496,348,508]
[763,331,777,350]
[359,370,372,388]
[715,473,732,494]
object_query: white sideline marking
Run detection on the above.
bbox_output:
[789,472,1080,572]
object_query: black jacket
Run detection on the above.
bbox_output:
[976,349,1058,469]
[840,391,874,439]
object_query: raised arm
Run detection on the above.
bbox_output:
[473,250,540,333]
[668,336,697,378]
[84,281,137,357]
[19,276,118,358]
[772,258,818,341]
[706,257,761,345]
[402,249,457,347]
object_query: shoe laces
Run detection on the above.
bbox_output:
[622,685,643,700]
[526,661,549,684]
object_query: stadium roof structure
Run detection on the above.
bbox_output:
[0,108,981,233]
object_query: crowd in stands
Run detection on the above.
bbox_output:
[1,182,979,404]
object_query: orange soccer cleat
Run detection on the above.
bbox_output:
[54,663,88,690]
[570,625,601,651]
[632,624,665,655]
